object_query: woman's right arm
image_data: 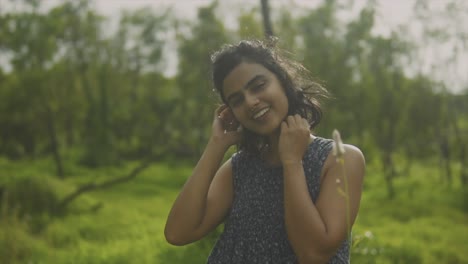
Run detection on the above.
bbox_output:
[164,105,240,246]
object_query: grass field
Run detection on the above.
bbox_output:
[0,157,467,263]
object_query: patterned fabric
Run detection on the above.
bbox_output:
[206,137,350,264]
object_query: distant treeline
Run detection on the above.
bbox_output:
[0,0,466,196]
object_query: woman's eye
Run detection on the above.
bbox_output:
[252,81,266,91]
[230,97,243,107]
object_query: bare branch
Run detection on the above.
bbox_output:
[57,159,153,211]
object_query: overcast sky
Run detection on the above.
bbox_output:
[74,0,412,34]
[0,0,415,35]
[1,0,466,92]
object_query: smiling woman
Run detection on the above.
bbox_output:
[222,62,289,137]
[164,38,366,264]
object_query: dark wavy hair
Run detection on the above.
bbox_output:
[211,38,329,155]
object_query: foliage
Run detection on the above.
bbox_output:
[0,0,466,181]
[174,2,229,157]
[0,0,467,263]
[0,159,466,263]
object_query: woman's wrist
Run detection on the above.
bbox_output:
[281,159,303,167]
[207,136,231,152]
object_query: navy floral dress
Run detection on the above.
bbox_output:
[207,137,350,264]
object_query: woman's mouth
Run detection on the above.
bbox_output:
[252,107,270,120]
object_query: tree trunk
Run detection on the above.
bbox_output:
[383,152,396,199]
[45,104,64,178]
[449,104,467,186]
[65,68,75,147]
[439,135,452,184]
[260,0,274,38]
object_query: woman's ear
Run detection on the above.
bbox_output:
[220,107,239,132]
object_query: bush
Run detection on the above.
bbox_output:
[0,210,48,264]
[2,175,59,217]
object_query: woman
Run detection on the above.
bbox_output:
[164,39,365,264]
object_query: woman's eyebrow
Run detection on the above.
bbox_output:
[243,75,265,90]
[226,92,241,103]
[226,74,265,102]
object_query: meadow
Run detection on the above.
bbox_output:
[1,0,467,263]
[0,156,466,264]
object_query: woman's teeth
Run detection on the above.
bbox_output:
[253,108,269,119]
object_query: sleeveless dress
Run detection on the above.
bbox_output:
[206,137,350,264]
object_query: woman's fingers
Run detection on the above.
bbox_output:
[285,114,309,129]
[215,105,240,132]
[286,115,296,127]
[303,117,309,128]
[215,104,228,118]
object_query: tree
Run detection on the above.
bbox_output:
[237,7,263,40]
[0,0,67,176]
[107,7,170,159]
[260,0,274,37]
[174,2,229,158]
[411,0,468,185]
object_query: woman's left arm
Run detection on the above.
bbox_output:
[283,144,365,263]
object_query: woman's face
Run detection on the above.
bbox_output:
[222,62,289,136]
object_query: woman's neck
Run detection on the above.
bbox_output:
[262,133,315,166]
[262,132,281,166]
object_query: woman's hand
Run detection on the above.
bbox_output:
[211,104,242,148]
[278,114,311,165]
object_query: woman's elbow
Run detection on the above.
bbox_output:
[164,227,190,246]
[165,235,185,246]
[297,242,339,264]
[298,251,330,264]
[164,225,202,246]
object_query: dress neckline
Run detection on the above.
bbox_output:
[255,137,321,169]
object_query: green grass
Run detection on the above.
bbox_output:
[0,157,467,263]
[351,161,468,264]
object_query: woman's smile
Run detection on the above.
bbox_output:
[222,62,289,136]
[252,107,270,120]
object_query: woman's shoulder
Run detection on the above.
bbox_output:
[311,136,333,147]
[321,140,366,176]
[308,136,334,157]
[302,136,334,171]
[310,136,364,158]
[308,136,365,168]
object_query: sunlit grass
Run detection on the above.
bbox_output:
[352,158,468,264]
[0,156,466,263]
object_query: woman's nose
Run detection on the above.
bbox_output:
[245,94,259,107]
